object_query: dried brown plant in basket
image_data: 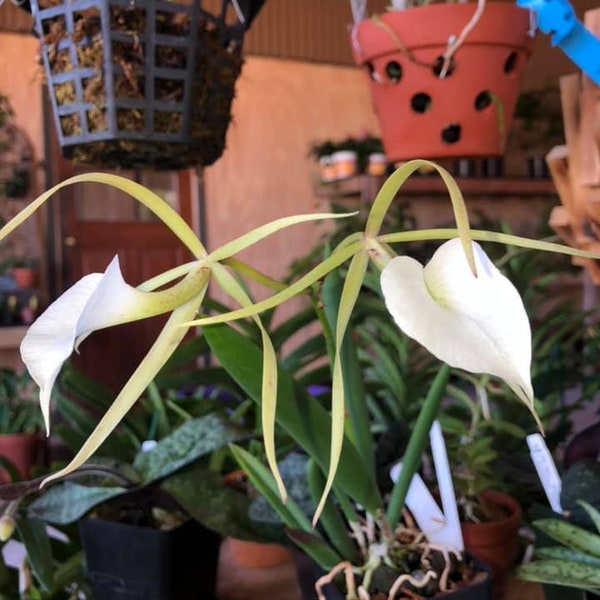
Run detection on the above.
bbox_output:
[36,0,244,169]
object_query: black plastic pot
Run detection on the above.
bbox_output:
[78,518,221,600]
[294,551,492,600]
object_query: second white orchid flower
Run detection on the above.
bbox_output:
[380,238,539,427]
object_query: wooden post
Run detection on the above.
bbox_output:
[547,8,600,284]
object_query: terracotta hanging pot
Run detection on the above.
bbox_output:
[460,489,522,577]
[350,3,535,161]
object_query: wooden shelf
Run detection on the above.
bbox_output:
[0,326,27,350]
[316,175,557,200]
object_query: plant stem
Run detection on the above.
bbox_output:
[386,364,450,528]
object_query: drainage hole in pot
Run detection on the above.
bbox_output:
[432,56,456,78]
[504,52,519,74]
[411,93,432,113]
[385,60,403,83]
[474,91,492,111]
[441,123,461,144]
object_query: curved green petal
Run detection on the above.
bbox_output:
[207,212,356,263]
[380,239,540,427]
[187,240,362,327]
[211,263,285,501]
[378,228,600,261]
[0,173,205,259]
[313,249,369,526]
[366,160,476,275]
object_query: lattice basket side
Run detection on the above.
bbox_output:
[33,0,245,169]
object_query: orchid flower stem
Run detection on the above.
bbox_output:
[221,257,288,292]
[386,364,450,528]
[310,284,336,369]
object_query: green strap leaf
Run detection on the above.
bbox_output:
[517,559,600,589]
[15,517,54,592]
[534,518,600,558]
[203,323,382,514]
[536,546,600,568]
[579,500,600,534]
[133,413,252,482]
[28,483,127,525]
[307,459,359,564]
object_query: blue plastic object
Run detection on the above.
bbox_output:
[517,0,600,84]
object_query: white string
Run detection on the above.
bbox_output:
[528,9,537,37]
[350,0,367,24]
[439,0,486,78]
[230,0,246,24]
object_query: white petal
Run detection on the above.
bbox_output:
[76,256,169,338]
[380,239,534,413]
[20,273,103,433]
[21,256,208,436]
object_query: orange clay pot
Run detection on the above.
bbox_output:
[11,267,37,289]
[460,489,522,577]
[0,432,38,482]
[228,538,293,568]
[351,3,535,160]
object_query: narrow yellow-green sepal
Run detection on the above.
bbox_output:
[366,160,476,276]
[208,212,357,262]
[42,281,209,486]
[378,228,600,262]
[0,173,205,259]
[211,263,286,502]
[313,249,369,526]
[186,240,362,327]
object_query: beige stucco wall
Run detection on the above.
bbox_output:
[204,56,380,299]
[0,33,43,162]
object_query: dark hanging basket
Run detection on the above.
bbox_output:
[31,0,264,169]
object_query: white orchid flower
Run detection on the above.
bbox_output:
[21,255,210,435]
[380,238,540,427]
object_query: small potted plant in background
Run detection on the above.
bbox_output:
[25,359,288,600]
[0,367,44,481]
[310,134,385,182]
[2,166,31,199]
[440,377,524,581]
[8,257,38,290]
